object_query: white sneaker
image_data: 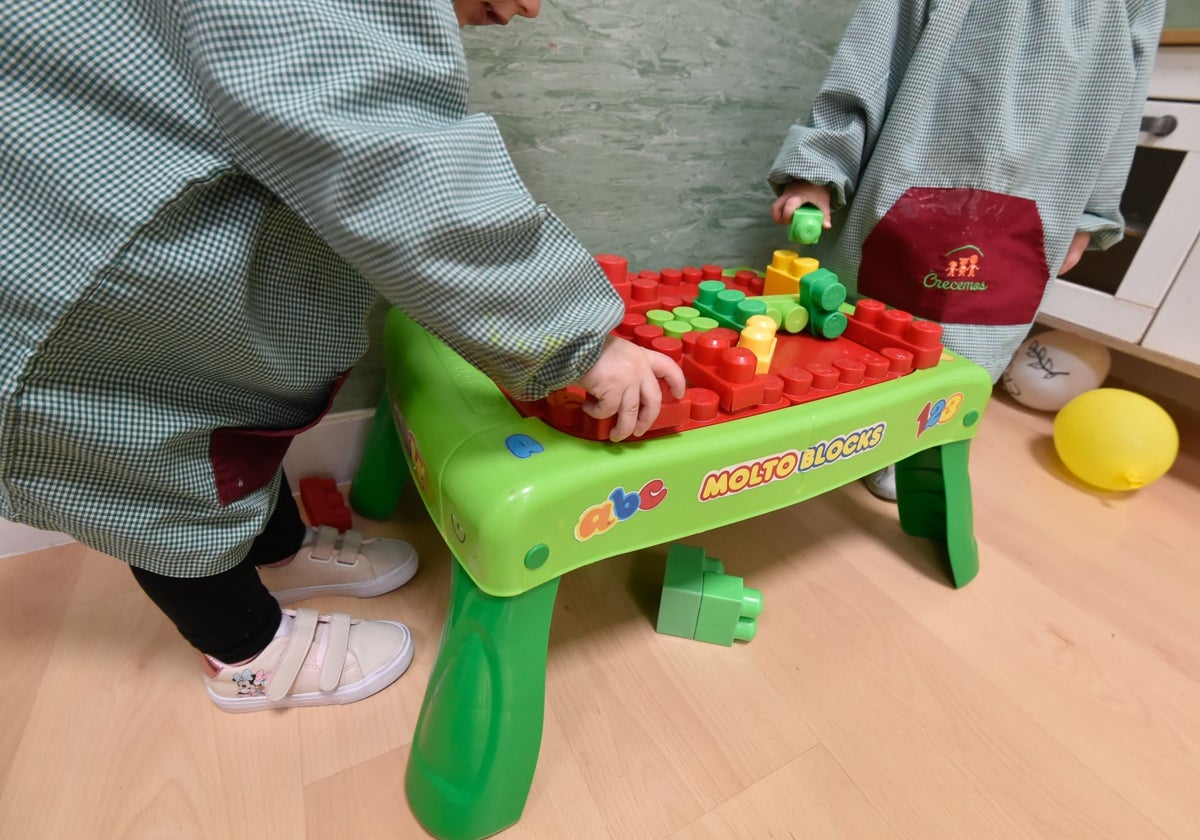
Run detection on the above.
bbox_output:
[204,608,413,712]
[863,465,897,501]
[258,526,418,605]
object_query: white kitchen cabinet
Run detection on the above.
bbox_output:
[1039,48,1200,377]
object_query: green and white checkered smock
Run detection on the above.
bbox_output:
[0,0,623,576]
[769,0,1164,381]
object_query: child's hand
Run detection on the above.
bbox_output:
[771,181,832,228]
[579,336,687,442]
[1058,230,1090,276]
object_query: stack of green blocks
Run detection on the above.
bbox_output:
[798,267,847,339]
[657,544,763,646]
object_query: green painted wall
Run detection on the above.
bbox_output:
[1165,0,1200,29]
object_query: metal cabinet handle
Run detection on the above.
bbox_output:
[1140,115,1177,137]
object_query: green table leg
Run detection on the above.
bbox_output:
[406,560,560,840]
[895,440,979,588]
[349,390,408,520]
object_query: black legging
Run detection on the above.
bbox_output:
[130,477,308,663]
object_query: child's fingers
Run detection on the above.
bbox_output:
[771,195,799,224]
[648,351,686,398]
[579,341,685,441]
[630,374,665,439]
[581,383,635,441]
[608,384,642,442]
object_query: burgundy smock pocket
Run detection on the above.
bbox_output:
[858,187,1050,326]
[210,374,347,506]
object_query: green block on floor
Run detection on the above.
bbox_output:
[657,544,723,639]
[694,571,764,646]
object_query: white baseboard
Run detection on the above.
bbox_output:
[280,407,375,492]
[1107,352,1200,417]
[1,409,376,559]
[0,521,74,559]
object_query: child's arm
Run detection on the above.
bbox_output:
[1073,0,1166,253]
[767,0,930,211]
[580,337,687,442]
[179,0,628,401]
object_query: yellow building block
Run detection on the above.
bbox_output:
[762,249,820,297]
[738,314,778,374]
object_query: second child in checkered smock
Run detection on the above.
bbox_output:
[768,0,1165,381]
[0,0,649,576]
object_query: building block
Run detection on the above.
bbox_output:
[799,267,846,312]
[789,204,825,244]
[763,249,820,297]
[842,298,945,370]
[761,254,848,338]
[509,361,728,442]
[737,314,778,374]
[299,476,353,532]
[694,570,764,645]
[657,544,763,646]
[691,280,772,333]
[596,254,763,318]
[680,331,774,413]
[656,544,722,638]
[757,294,810,334]
[798,268,848,339]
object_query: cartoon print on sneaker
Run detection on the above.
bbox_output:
[232,668,271,697]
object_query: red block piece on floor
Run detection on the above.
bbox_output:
[299,476,353,532]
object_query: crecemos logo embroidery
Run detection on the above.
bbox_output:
[923,245,988,293]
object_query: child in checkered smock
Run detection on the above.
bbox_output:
[767,0,1164,500]
[0,0,684,711]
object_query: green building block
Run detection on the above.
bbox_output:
[694,570,763,646]
[799,268,849,339]
[657,544,763,645]
[799,268,847,312]
[691,281,762,332]
[789,204,825,244]
[656,544,723,639]
[758,294,810,334]
[809,308,848,340]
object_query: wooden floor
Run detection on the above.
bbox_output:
[2,390,1198,840]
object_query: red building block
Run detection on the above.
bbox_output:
[299,476,353,532]
[680,331,770,413]
[842,299,944,370]
[595,254,764,318]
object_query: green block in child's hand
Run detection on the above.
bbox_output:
[789,204,824,244]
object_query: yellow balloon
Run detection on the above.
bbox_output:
[1053,388,1179,491]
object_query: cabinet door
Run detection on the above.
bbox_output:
[1040,101,1200,343]
[1142,241,1200,367]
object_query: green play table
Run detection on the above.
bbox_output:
[350,280,992,839]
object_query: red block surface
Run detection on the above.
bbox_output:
[505,256,941,442]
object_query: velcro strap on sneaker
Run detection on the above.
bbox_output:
[319,613,353,692]
[336,530,362,564]
[311,526,340,561]
[266,608,319,702]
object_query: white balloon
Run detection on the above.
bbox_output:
[1001,331,1112,412]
